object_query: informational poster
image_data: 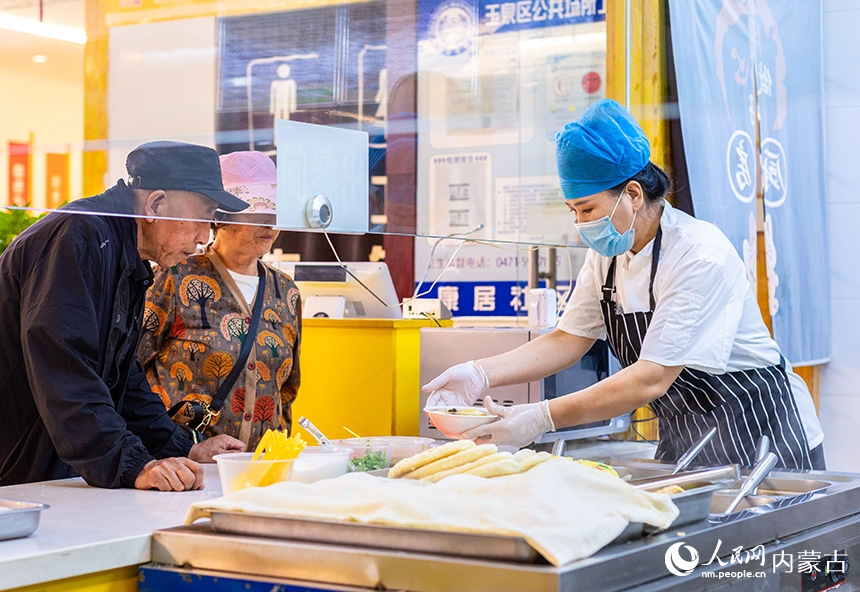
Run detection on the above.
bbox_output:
[538,39,607,142]
[428,153,492,236]
[495,175,571,243]
[415,0,605,316]
[7,142,30,207]
[668,0,830,365]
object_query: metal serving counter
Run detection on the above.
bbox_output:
[142,460,860,592]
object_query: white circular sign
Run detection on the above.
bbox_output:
[761,137,788,208]
[726,130,756,204]
[430,0,474,57]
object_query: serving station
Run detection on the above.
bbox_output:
[142,459,860,592]
[4,441,859,592]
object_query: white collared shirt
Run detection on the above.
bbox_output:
[226,268,259,305]
[558,202,823,448]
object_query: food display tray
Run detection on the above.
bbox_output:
[207,467,719,563]
[210,510,652,564]
[210,511,542,562]
[648,484,721,532]
[0,498,49,541]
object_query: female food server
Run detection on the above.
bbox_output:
[425,99,824,470]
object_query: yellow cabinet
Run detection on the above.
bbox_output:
[291,319,452,441]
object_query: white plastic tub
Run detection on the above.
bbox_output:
[292,446,352,483]
[214,453,295,495]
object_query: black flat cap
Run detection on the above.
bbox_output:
[126,141,249,213]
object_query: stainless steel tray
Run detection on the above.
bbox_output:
[210,510,651,564]
[210,511,541,562]
[207,468,713,563]
[652,484,721,532]
[0,498,49,541]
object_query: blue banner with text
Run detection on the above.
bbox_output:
[668,0,829,365]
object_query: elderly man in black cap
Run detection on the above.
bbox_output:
[0,141,249,490]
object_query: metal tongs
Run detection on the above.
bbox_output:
[297,416,334,447]
[754,435,771,464]
[671,427,717,475]
[722,451,778,514]
[631,465,741,490]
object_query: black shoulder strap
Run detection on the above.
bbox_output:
[601,224,663,310]
[601,257,617,303]
[648,225,663,311]
[209,261,267,412]
[168,262,268,430]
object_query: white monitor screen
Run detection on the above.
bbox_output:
[272,261,401,319]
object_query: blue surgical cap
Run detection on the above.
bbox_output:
[555,99,651,201]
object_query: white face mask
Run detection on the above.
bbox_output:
[573,193,637,257]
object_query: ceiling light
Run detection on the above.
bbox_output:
[32,55,47,63]
[0,14,87,44]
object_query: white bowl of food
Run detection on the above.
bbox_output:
[424,406,500,438]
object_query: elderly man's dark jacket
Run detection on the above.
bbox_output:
[0,181,192,487]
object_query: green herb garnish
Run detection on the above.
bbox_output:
[349,450,389,472]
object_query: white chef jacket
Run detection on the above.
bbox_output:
[558,202,823,449]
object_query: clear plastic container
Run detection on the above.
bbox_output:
[377,436,436,464]
[214,452,295,495]
[330,438,394,472]
[291,445,352,483]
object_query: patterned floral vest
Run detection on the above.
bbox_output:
[138,249,301,450]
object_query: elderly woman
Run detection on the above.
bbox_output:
[138,151,301,449]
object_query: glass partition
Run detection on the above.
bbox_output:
[1,0,611,315]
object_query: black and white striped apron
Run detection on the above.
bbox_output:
[600,226,813,470]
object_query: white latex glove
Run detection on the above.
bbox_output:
[462,395,555,447]
[422,361,490,408]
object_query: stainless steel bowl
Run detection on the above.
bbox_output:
[0,498,49,541]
